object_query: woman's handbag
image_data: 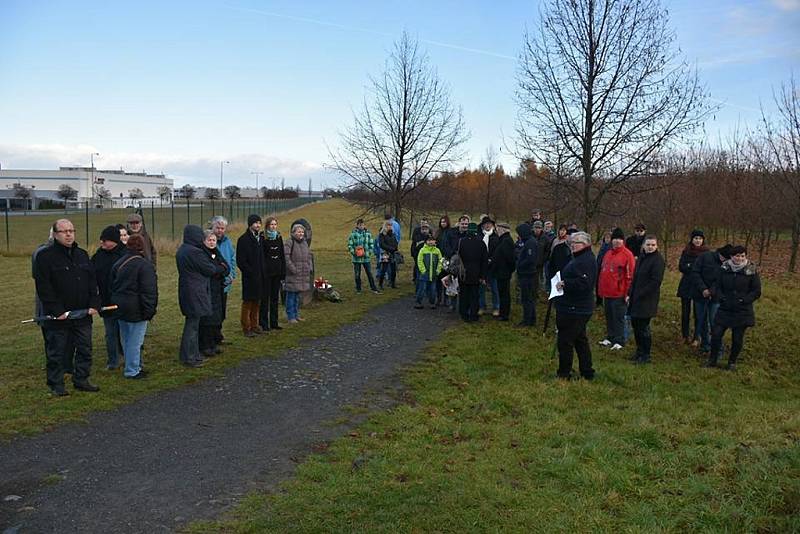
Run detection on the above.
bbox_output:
[355,245,365,258]
[393,251,405,265]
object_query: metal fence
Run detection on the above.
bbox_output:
[2,197,321,252]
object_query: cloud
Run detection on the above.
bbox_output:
[773,0,800,11]
[0,144,332,189]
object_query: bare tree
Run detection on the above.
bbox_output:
[224,185,241,199]
[57,184,78,201]
[204,187,220,200]
[760,75,800,272]
[128,188,144,200]
[178,184,196,199]
[329,32,469,220]
[156,185,172,201]
[516,0,715,227]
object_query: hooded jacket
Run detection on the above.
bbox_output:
[348,228,374,264]
[111,251,158,322]
[416,243,442,282]
[216,233,237,294]
[712,261,761,328]
[515,223,538,277]
[284,235,312,292]
[176,225,226,317]
[598,245,636,299]
[490,232,516,280]
[91,243,126,314]
[200,246,230,326]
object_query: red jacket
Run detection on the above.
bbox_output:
[598,245,636,299]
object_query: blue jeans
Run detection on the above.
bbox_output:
[479,277,499,310]
[103,316,121,368]
[286,291,300,320]
[353,262,377,291]
[119,320,148,377]
[415,279,436,305]
[694,299,721,352]
[603,297,627,345]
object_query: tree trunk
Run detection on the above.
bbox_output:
[790,217,799,273]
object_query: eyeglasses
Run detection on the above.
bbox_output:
[128,221,141,225]
[56,229,76,234]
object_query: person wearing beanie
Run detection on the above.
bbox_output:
[126,213,156,270]
[625,223,647,257]
[348,218,379,294]
[236,214,266,337]
[92,225,127,370]
[110,233,158,379]
[626,235,665,364]
[597,227,636,350]
[414,234,442,309]
[411,220,433,284]
[676,229,708,345]
[515,223,538,326]
[691,243,733,354]
[706,245,761,370]
[457,221,488,322]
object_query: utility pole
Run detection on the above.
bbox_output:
[251,171,264,194]
[220,160,230,197]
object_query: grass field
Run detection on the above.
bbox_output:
[189,271,800,532]
[0,199,412,439]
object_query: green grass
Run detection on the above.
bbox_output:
[0,199,412,439]
[188,272,800,533]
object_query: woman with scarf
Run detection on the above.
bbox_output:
[547,224,572,280]
[199,230,229,358]
[260,216,287,330]
[377,221,399,289]
[435,215,454,306]
[677,229,708,345]
[706,245,761,371]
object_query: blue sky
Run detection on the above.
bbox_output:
[0,0,798,188]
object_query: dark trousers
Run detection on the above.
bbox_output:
[680,297,695,339]
[497,277,511,319]
[458,283,480,321]
[603,297,627,345]
[631,317,653,360]
[199,324,219,353]
[180,316,201,364]
[377,261,396,288]
[518,275,536,325]
[415,279,436,305]
[556,312,594,379]
[259,275,282,330]
[353,262,377,292]
[216,293,228,344]
[43,322,92,387]
[710,324,747,365]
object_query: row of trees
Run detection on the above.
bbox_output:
[177,184,300,200]
[329,0,798,272]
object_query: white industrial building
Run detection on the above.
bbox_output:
[0,167,173,209]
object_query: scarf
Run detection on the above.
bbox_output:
[726,259,748,272]
[683,243,708,257]
[266,230,278,240]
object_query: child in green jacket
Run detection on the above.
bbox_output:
[414,235,442,309]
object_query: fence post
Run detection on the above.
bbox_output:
[85,201,89,246]
[4,204,9,251]
[186,196,190,226]
[171,200,175,240]
[151,201,155,238]
[200,201,204,226]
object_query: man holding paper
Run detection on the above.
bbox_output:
[553,231,597,380]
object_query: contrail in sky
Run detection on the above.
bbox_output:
[223,4,516,60]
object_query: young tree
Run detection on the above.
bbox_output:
[12,183,32,200]
[516,0,715,227]
[204,187,220,200]
[128,188,145,200]
[329,32,469,220]
[156,185,172,201]
[96,187,112,200]
[57,184,78,201]
[179,184,196,199]
[224,185,241,199]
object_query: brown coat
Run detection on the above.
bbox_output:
[283,237,312,292]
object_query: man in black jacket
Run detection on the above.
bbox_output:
[457,223,488,322]
[91,226,126,370]
[237,214,266,337]
[691,244,732,353]
[34,219,101,396]
[491,223,516,321]
[515,223,538,326]
[625,223,646,258]
[553,231,597,380]
[532,221,550,298]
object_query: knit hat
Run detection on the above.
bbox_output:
[100,225,121,244]
[420,221,430,228]
[467,222,479,235]
[247,214,262,227]
[127,233,146,255]
[691,229,705,239]
[611,227,625,240]
[532,221,543,229]
[717,244,733,259]
[635,223,646,231]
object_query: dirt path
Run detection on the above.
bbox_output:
[0,297,455,533]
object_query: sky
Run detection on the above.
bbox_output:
[0,0,798,189]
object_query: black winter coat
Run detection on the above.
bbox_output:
[554,247,596,316]
[379,232,399,254]
[34,241,101,327]
[515,224,538,277]
[548,239,572,276]
[437,227,456,259]
[91,244,126,314]
[458,234,488,285]
[490,233,516,280]
[237,230,266,301]
[111,252,158,322]
[712,262,761,328]
[200,247,229,326]
[263,235,286,278]
[627,250,665,318]
[176,225,226,318]
[534,232,550,268]
[626,234,645,258]
[691,250,725,301]
[676,246,707,298]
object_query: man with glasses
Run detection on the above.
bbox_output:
[127,213,156,270]
[34,219,101,396]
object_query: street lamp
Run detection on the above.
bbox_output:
[251,171,264,193]
[89,152,100,202]
[220,160,230,198]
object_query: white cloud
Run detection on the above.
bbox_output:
[0,144,333,189]
[773,0,800,11]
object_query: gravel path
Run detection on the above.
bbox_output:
[0,296,455,533]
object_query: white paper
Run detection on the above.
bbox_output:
[549,271,563,300]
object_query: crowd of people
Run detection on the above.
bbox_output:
[32,213,313,395]
[31,206,763,396]
[354,210,762,380]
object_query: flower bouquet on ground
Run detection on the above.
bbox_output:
[313,276,342,303]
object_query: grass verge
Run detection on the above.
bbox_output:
[188,272,800,532]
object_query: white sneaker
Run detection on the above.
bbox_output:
[598,339,612,346]
[610,343,623,350]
